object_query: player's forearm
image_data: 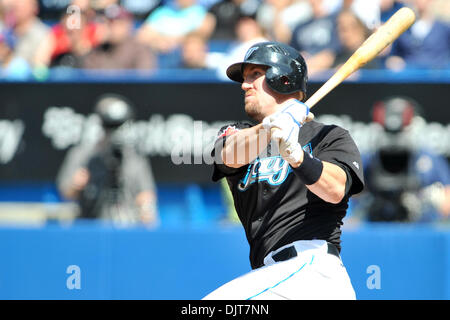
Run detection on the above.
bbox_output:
[289,156,346,204]
[305,162,347,204]
[221,124,271,168]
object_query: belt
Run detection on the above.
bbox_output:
[272,242,340,263]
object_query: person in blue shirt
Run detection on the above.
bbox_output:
[361,96,450,222]
[385,0,450,70]
[380,0,405,23]
[289,0,341,76]
[0,30,32,80]
[135,0,208,53]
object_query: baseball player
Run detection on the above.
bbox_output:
[203,41,364,300]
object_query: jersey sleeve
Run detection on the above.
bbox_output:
[211,122,253,182]
[314,126,365,196]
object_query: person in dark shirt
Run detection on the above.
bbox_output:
[202,0,260,41]
[289,0,340,75]
[203,41,364,300]
[81,4,156,70]
[332,9,381,70]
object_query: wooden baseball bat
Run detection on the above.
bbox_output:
[305,7,416,109]
[272,6,416,141]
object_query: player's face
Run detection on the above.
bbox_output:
[241,64,279,122]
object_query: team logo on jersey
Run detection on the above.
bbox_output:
[302,142,313,156]
[218,125,238,139]
[238,156,292,191]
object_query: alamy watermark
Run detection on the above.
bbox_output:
[366,265,381,290]
[66,265,81,290]
[0,119,24,164]
[66,5,81,30]
[36,106,450,167]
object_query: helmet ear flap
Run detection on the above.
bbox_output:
[265,66,293,94]
[280,75,290,86]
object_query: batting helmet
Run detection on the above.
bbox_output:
[226,41,308,96]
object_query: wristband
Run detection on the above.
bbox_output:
[293,150,323,185]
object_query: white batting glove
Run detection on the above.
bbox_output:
[261,100,309,164]
[262,113,303,164]
[262,99,309,131]
[277,99,310,126]
[278,136,303,164]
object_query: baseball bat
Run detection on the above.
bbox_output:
[272,6,416,138]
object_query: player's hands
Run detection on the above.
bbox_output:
[261,100,309,164]
[277,136,304,165]
[264,99,311,127]
[261,99,312,134]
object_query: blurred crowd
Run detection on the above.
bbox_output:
[0,0,448,80]
[0,0,448,226]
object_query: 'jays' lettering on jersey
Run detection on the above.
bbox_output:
[212,121,365,269]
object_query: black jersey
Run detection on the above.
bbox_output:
[211,120,365,269]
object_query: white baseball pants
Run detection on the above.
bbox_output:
[202,240,356,300]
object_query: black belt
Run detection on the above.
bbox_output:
[272,242,340,262]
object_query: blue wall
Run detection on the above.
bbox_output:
[0,222,449,300]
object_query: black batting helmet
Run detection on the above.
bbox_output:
[226,41,308,96]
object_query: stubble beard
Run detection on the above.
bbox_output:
[245,101,264,123]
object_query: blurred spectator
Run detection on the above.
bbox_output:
[120,0,163,20]
[340,0,380,30]
[57,93,159,227]
[0,2,4,30]
[385,0,450,70]
[214,14,268,79]
[332,9,381,69]
[256,0,312,43]
[361,96,450,222]
[154,30,217,69]
[34,7,102,69]
[430,0,450,23]
[201,0,260,41]
[136,0,207,53]
[0,29,32,79]
[196,0,222,8]
[379,0,404,23]
[180,31,209,68]
[289,0,340,75]
[35,0,80,21]
[70,0,100,22]
[2,0,50,68]
[89,0,119,11]
[81,4,156,70]
[163,0,222,9]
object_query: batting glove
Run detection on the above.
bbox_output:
[262,114,302,164]
[262,99,309,133]
[273,127,303,163]
[273,99,310,126]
